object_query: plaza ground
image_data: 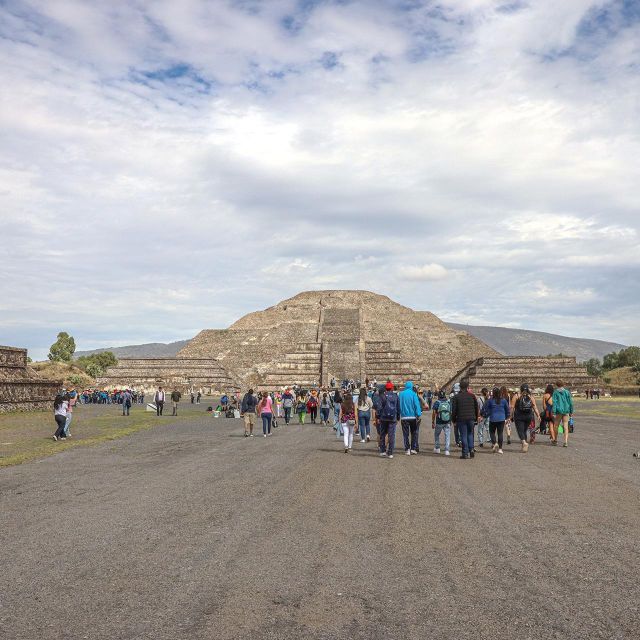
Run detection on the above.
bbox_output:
[1,399,639,639]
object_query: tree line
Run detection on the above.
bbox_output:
[48,331,117,378]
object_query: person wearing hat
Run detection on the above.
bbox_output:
[510,384,541,453]
[378,382,400,458]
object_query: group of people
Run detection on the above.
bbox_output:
[238,378,576,458]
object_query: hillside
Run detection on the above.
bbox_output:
[75,341,189,359]
[602,366,639,394]
[446,324,626,362]
[31,361,94,389]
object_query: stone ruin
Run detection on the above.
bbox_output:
[0,346,61,413]
[443,356,598,392]
[177,290,500,390]
[96,357,238,394]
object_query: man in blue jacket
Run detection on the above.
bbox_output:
[399,381,422,455]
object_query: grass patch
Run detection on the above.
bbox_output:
[573,397,640,421]
[0,403,211,468]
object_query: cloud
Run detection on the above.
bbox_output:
[1,0,639,359]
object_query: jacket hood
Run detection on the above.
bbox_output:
[404,381,414,391]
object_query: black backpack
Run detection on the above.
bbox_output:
[518,393,533,417]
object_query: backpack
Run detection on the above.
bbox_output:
[283,395,293,408]
[437,399,451,423]
[518,393,533,416]
[379,392,398,421]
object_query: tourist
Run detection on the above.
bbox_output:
[282,388,295,424]
[197,390,201,404]
[122,388,133,416]
[64,386,78,437]
[171,388,181,416]
[240,388,258,437]
[476,387,489,448]
[482,387,510,454]
[510,384,541,452]
[356,387,373,443]
[399,381,422,455]
[500,386,512,444]
[450,382,462,447]
[319,391,331,425]
[451,379,479,459]
[306,394,318,423]
[332,387,343,438]
[541,384,554,436]
[154,387,165,416]
[296,395,307,424]
[221,392,229,411]
[552,380,574,447]
[431,390,451,455]
[257,392,274,437]
[378,382,400,459]
[340,393,357,452]
[53,393,69,441]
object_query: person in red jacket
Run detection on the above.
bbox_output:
[306,394,318,423]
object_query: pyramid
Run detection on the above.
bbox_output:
[178,290,499,389]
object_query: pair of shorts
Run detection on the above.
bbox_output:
[243,413,255,427]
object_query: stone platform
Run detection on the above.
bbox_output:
[0,346,61,413]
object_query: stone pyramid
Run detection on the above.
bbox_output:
[178,290,499,389]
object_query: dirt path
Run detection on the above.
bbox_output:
[1,404,639,639]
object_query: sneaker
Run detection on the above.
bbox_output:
[444,450,450,456]
[360,439,366,443]
[498,449,503,454]
[492,443,498,452]
[410,449,418,455]
[366,435,371,442]
[52,435,58,441]
[405,450,411,456]
[563,442,568,448]
[522,441,529,453]
[460,454,469,459]
[388,454,394,459]
[433,447,441,454]
[263,434,267,438]
[250,434,254,437]
[244,432,249,438]
[345,448,349,453]
[479,443,484,448]
[379,452,388,458]
[469,451,475,458]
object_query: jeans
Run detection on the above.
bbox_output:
[401,418,419,451]
[123,402,130,416]
[434,422,450,451]
[476,416,489,445]
[334,405,341,427]
[309,407,318,422]
[284,406,292,424]
[64,413,72,436]
[489,421,505,448]
[156,401,164,416]
[343,421,355,448]
[457,419,475,456]
[454,422,461,446]
[262,412,272,435]
[54,415,66,439]
[320,407,330,423]
[379,420,397,455]
[358,412,371,440]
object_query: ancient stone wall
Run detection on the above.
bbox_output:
[0,346,62,413]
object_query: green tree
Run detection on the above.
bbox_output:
[618,346,640,368]
[602,351,620,371]
[85,362,104,378]
[76,351,117,378]
[48,332,76,362]
[585,358,602,377]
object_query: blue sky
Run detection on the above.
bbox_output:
[1,0,639,359]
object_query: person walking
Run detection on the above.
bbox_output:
[340,393,357,453]
[483,387,510,454]
[552,380,574,447]
[257,392,274,437]
[378,382,400,459]
[296,395,307,425]
[431,390,451,455]
[541,384,554,437]
[171,388,181,416]
[450,382,462,448]
[122,389,133,416]
[282,388,294,424]
[320,392,331,425]
[511,384,540,453]
[306,394,318,423]
[356,387,373,443]
[53,393,69,441]
[241,389,258,437]
[476,387,489,448]
[399,381,422,455]
[155,387,165,416]
[332,388,343,436]
[451,379,479,459]
[500,386,512,444]
[63,387,78,437]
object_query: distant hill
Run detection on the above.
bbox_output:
[446,324,625,362]
[76,326,626,364]
[75,340,189,359]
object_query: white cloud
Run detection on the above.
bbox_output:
[398,264,449,282]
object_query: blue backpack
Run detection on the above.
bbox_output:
[379,392,398,421]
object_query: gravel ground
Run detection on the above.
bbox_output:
[1,403,639,640]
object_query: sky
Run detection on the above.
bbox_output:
[1,0,639,360]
